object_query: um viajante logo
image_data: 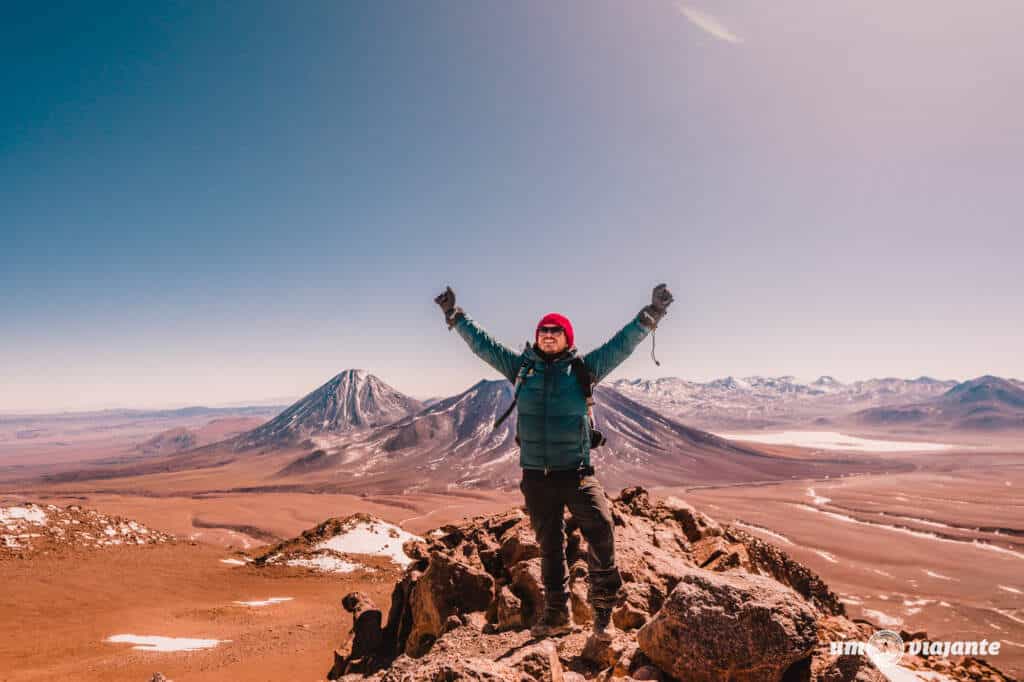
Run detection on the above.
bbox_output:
[867,629,905,665]
[830,629,1004,664]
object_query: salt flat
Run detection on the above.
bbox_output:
[715,430,957,452]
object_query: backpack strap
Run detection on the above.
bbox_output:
[493,357,534,429]
[569,357,594,404]
[570,357,598,424]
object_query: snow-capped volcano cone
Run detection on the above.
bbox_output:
[236,370,422,449]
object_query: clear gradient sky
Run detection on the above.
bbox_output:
[3,2,1022,412]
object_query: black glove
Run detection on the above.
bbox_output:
[639,283,673,330]
[434,286,455,314]
[434,286,463,329]
[651,283,674,312]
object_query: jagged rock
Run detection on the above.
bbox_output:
[403,539,431,563]
[569,579,593,626]
[496,586,525,631]
[637,567,818,682]
[382,657,521,682]
[345,592,384,657]
[724,526,844,616]
[509,558,545,624]
[689,536,727,567]
[611,583,659,631]
[702,541,751,572]
[649,527,687,554]
[475,530,504,576]
[611,640,643,678]
[503,641,566,682]
[485,508,527,537]
[813,654,887,682]
[381,570,420,659]
[334,486,1017,682]
[631,666,661,681]
[328,593,388,679]
[500,521,541,567]
[582,631,634,669]
[660,496,722,542]
[405,550,495,657]
[148,674,173,682]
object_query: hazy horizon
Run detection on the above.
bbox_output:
[5,2,1022,411]
[2,368,1017,416]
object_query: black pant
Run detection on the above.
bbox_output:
[519,470,623,610]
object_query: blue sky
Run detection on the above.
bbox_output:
[3,1,1022,411]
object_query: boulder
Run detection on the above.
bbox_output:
[611,583,660,631]
[509,558,546,624]
[637,568,818,682]
[503,641,567,682]
[495,585,525,631]
[405,550,495,657]
[343,592,384,658]
[500,521,541,567]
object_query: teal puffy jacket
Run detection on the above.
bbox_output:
[451,312,653,472]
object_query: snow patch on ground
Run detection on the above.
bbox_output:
[731,521,794,545]
[285,554,363,573]
[105,634,228,652]
[997,585,1021,594]
[806,488,831,505]
[233,597,293,607]
[793,504,1024,561]
[862,608,902,627]
[0,506,48,525]
[314,517,422,567]
[220,558,247,566]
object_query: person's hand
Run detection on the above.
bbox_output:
[638,283,673,331]
[434,286,456,315]
[651,283,674,313]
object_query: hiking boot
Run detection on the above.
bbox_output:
[530,605,573,638]
[591,606,614,641]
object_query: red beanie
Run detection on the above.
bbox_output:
[536,313,574,348]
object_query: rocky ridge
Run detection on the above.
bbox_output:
[323,489,1013,682]
[1,502,173,557]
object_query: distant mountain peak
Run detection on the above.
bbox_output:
[943,375,1024,407]
[235,370,422,449]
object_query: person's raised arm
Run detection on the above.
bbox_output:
[583,284,674,383]
[435,286,521,382]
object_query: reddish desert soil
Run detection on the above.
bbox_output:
[3,415,1022,679]
[666,448,1024,679]
[0,488,516,682]
[0,542,399,682]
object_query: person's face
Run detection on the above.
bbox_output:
[537,325,568,354]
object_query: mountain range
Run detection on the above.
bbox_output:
[852,375,1024,431]
[608,374,964,430]
[265,377,836,492]
[42,370,1024,492]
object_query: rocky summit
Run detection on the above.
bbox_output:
[323,488,1012,682]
